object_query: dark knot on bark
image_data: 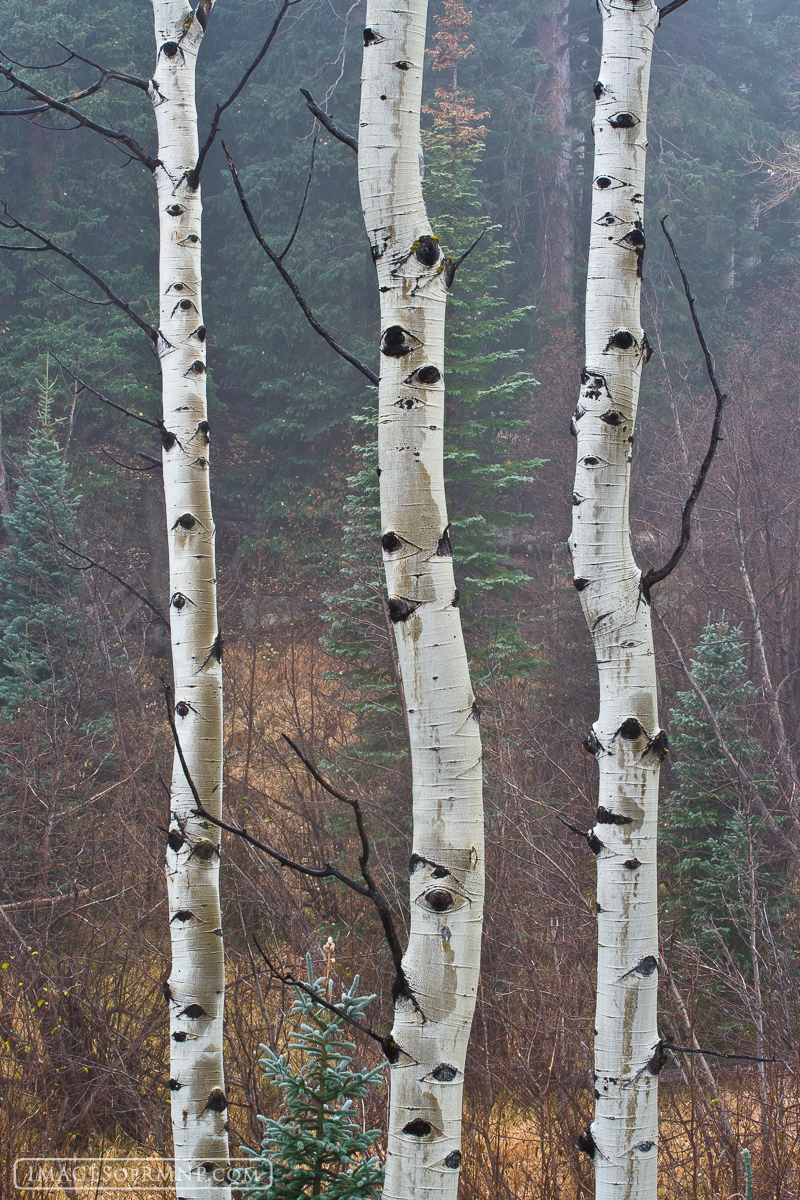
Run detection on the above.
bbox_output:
[381,326,420,358]
[403,1119,433,1137]
[388,597,420,623]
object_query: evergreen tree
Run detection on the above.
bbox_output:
[424,0,540,599]
[240,955,384,1200]
[661,618,777,960]
[321,431,402,771]
[0,370,85,714]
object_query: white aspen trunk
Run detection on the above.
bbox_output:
[150,4,229,1196]
[358,6,484,1197]
[568,3,661,1198]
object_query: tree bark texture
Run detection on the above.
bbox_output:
[358,5,485,1198]
[151,3,229,1195]
[568,3,660,1197]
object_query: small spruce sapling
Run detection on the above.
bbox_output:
[662,617,779,963]
[239,946,385,1200]
[0,360,85,714]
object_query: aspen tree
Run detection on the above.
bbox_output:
[358,3,484,1195]
[0,9,300,1192]
[569,2,661,1197]
[151,2,229,1195]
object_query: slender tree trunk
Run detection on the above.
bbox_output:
[569,3,660,1197]
[658,953,737,1149]
[0,411,12,528]
[151,3,229,1195]
[539,0,575,310]
[358,4,484,1196]
[734,487,798,793]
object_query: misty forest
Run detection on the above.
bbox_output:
[1,0,799,1197]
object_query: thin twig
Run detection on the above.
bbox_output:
[0,208,160,344]
[674,1047,778,1064]
[280,734,407,988]
[300,88,358,153]
[223,142,377,385]
[0,48,149,116]
[641,217,727,591]
[279,136,317,261]
[659,0,692,20]
[54,44,150,92]
[667,1040,778,1065]
[101,447,160,472]
[0,48,74,70]
[34,265,114,307]
[160,683,371,897]
[190,0,301,186]
[50,353,170,438]
[60,540,168,625]
[444,227,487,287]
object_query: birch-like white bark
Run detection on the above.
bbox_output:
[358,6,484,1197]
[568,3,660,1197]
[151,4,229,1196]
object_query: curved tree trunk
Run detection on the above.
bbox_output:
[358,5,484,1197]
[569,3,660,1198]
[151,3,229,1195]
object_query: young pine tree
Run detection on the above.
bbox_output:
[423,0,542,680]
[0,367,85,715]
[240,954,384,1200]
[662,617,777,962]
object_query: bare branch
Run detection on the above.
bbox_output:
[0,43,149,115]
[0,60,157,170]
[641,218,726,591]
[748,132,800,213]
[443,227,487,288]
[280,734,407,991]
[0,241,47,252]
[54,44,150,92]
[223,142,378,385]
[279,135,316,261]
[0,208,160,345]
[160,683,372,897]
[101,447,160,472]
[555,812,594,847]
[49,353,168,436]
[60,540,169,625]
[0,47,75,70]
[300,88,358,153]
[0,75,108,116]
[668,1042,778,1066]
[34,265,114,307]
[658,0,692,19]
[251,938,403,1063]
[190,0,301,186]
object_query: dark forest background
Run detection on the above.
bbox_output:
[2,0,800,1196]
